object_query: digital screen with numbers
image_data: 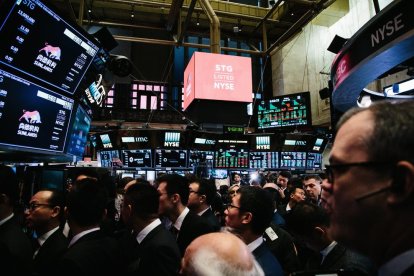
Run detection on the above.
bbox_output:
[154,149,188,168]
[257,92,311,129]
[214,148,249,168]
[121,149,152,168]
[98,150,120,168]
[65,104,91,158]
[0,0,99,95]
[249,151,279,169]
[306,152,323,170]
[280,151,307,170]
[0,67,74,153]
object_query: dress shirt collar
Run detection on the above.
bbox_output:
[68,227,100,248]
[247,236,264,252]
[172,207,189,231]
[136,219,161,244]
[197,206,211,216]
[38,226,60,247]
[0,213,13,226]
[320,241,337,263]
[379,248,414,276]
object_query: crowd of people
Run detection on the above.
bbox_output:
[1,100,413,275]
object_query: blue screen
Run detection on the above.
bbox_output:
[66,104,91,158]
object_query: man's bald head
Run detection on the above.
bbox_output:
[181,232,264,276]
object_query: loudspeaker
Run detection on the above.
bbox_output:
[107,55,133,77]
[327,35,348,54]
[92,27,118,51]
[319,87,331,100]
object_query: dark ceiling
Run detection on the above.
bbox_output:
[53,0,337,55]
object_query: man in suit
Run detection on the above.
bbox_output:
[25,189,68,276]
[181,232,264,275]
[0,165,33,274]
[322,101,414,276]
[157,173,214,256]
[275,171,292,206]
[286,201,375,275]
[58,177,123,275]
[187,176,221,231]
[224,185,283,276]
[303,175,322,206]
[121,181,181,275]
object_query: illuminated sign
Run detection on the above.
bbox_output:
[164,132,180,147]
[183,52,252,110]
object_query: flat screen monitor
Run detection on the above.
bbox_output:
[40,168,67,191]
[249,151,279,169]
[211,169,228,179]
[121,149,152,168]
[0,0,100,95]
[280,151,307,170]
[98,150,120,167]
[310,137,328,153]
[65,104,91,158]
[306,152,323,170]
[154,149,188,168]
[257,92,311,129]
[214,148,249,168]
[189,150,214,167]
[0,68,74,153]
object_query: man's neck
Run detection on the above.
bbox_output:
[37,221,60,236]
[169,204,186,223]
[133,216,157,234]
[192,204,209,214]
[0,206,13,221]
[69,223,100,236]
[241,229,261,245]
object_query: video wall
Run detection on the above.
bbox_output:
[98,148,323,171]
[0,0,102,158]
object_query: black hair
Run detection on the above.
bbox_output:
[156,173,189,205]
[125,183,159,219]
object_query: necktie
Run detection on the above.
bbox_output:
[170,226,179,239]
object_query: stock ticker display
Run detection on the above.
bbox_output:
[214,148,249,168]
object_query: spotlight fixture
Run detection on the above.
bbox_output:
[196,13,200,26]
[130,5,135,18]
[88,9,92,13]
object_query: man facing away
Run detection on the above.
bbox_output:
[181,232,264,276]
[121,182,181,275]
[321,100,414,276]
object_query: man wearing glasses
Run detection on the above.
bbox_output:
[321,100,414,276]
[25,189,68,276]
[224,186,283,276]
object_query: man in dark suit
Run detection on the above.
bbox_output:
[187,176,221,231]
[321,101,414,276]
[286,201,375,275]
[121,181,180,275]
[157,173,214,256]
[58,178,123,275]
[224,186,283,276]
[25,189,68,276]
[0,165,33,274]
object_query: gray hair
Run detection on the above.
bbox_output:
[187,247,264,276]
[336,100,414,164]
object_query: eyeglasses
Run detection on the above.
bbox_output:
[27,203,53,211]
[324,161,391,184]
[226,204,242,211]
[189,190,200,195]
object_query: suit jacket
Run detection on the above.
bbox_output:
[177,211,215,256]
[201,208,221,231]
[33,229,68,276]
[0,215,33,274]
[306,243,375,275]
[58,230,123,276]
[252,242,284,276]
[125,224,181,275]
[264,222,300,274]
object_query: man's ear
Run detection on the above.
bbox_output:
[387,161,414,205]
[171,193,180,204]
[51,206,61,218]
[313,226,326,239]
[241,212,253,225]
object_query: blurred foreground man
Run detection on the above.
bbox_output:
[180,232,264,276]
[321,100,414,276]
